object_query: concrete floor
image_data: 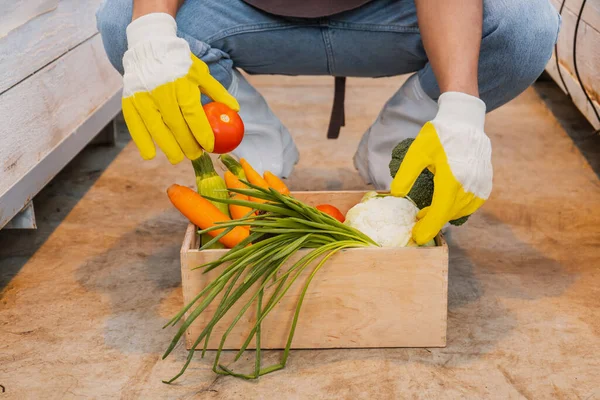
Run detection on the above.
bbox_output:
[1,75,599,399]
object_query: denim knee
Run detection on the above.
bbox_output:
[96,0,132,75]
[483,0,560,107]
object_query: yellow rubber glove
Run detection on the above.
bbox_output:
[122,13,239,164]
[391,92,493,244]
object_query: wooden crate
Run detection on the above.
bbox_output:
[180,191,448,350]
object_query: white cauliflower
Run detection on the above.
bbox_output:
[344,192,420,248]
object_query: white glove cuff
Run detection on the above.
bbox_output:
[126,13,178,48]
[435,92,486,131]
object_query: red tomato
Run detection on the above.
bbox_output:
[203,102,245,154]
[316,204,345,223]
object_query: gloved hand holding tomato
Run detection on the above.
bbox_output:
[121,13,244,163]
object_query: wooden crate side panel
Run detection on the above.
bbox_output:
[0,0,103,93]
[181,223,198,255]
[0,34,122,197]
[182,245,448,349]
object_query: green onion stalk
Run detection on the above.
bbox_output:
[162,182,378,382]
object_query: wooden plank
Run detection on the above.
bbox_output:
[546,54,600,130]
[550,0,600,34]
[546,0,600,129]
[0,88,122,230]
[0,34,122,204]
[0,0,103,93]
[0,0,59,38]
[180,191,448,350]
[553,1,600,100]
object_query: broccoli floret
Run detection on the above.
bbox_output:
[448,215,469,226]
[389,138,470,227]
[389,139,434,210]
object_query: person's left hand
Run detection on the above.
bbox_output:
[390,92,493,244]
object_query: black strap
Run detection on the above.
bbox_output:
[327,77,346,139]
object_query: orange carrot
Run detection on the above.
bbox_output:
[235,159,270,203]
[225,170,264,203]
[263,171,290,195]
[240,158,269,189]
[167,184,249,248]
[224,171,247,191]
[229,194,256,224]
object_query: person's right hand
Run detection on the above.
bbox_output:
[390,92,493,244]
[122,13,239,164]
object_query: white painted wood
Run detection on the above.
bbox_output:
[3,201,36,229]
[0,0,104,93]
[0,34,122,203]
[547,0,600,129]
[90,117,118,146]
[180,191,448,350]
[0,0,59,38]
[0,88,122,230]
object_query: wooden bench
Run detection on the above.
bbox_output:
[0,0,122,229]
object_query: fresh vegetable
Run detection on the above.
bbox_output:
[264,171,290,195]
[204,102,245,154]
[225,170,265,204]
[192,153,230,249]
[360,191,378,203]
[163,183,378,382]
[229,194,255,221]
[344,192,419,247]
[239,158,270,203]
[167,184,249,248]
[192,153,230,216]
[223,171,255,227]
[224,171,247,191]
[389,138,469,226]
[448,213,469,226]
[315,204,345,223]
[219,154,247,180]
[240,158,269,189]
[389,139,434,210]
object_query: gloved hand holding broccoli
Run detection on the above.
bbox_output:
[389,138,470,227]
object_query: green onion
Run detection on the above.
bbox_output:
[163,182,378,382]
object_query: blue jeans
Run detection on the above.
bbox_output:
[97,0,560,113]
